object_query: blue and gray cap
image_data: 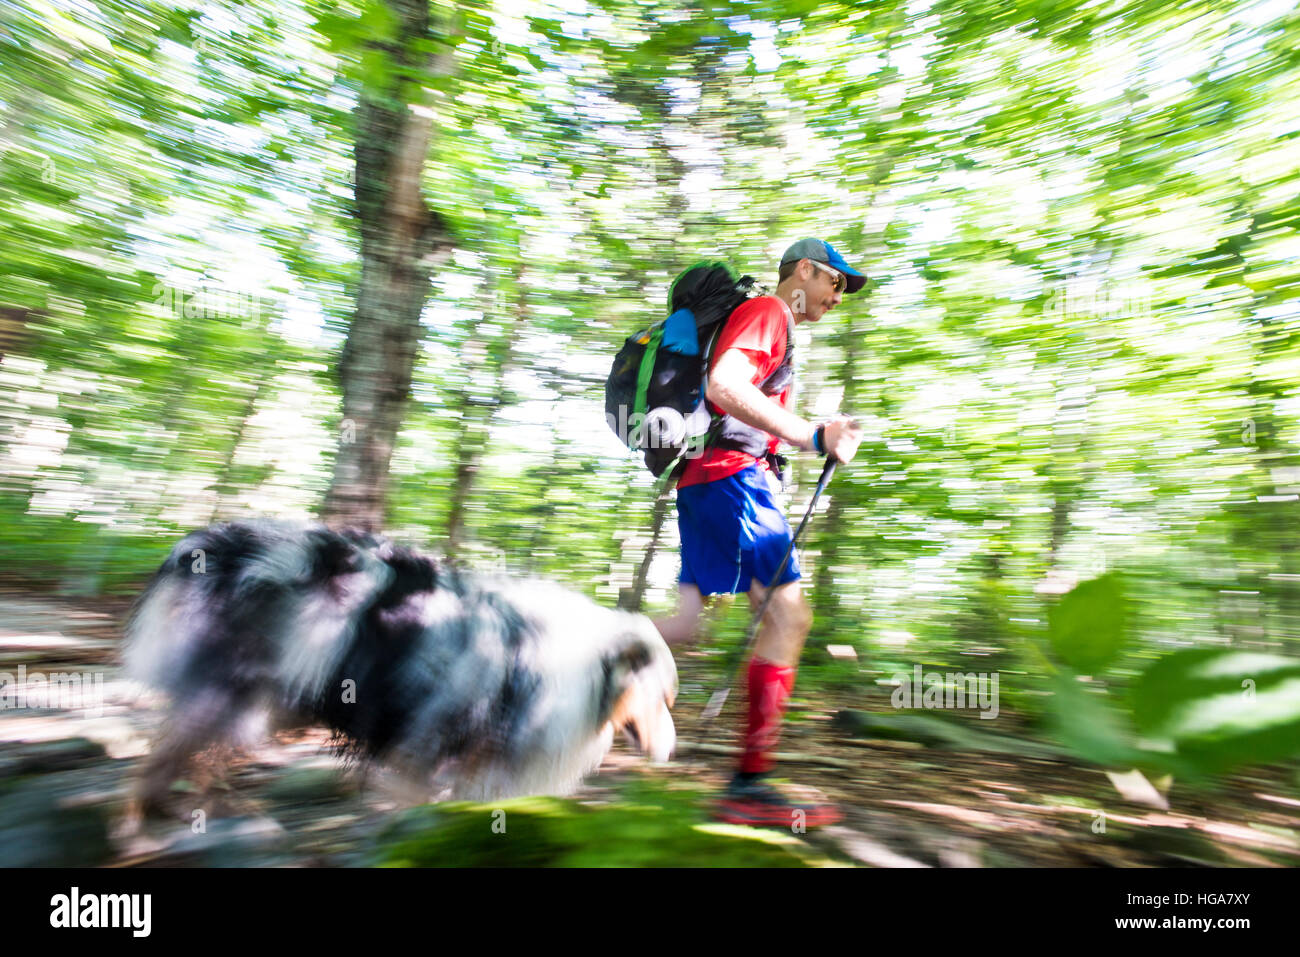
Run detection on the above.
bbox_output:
[780,238,867,294]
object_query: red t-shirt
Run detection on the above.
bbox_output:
[677,295,793,489]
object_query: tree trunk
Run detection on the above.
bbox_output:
[811,328,860,635]
[0,307,33,360]
[443,429,482,558]
[810,158,893,638]
[208,373,267,523]
[321,0,455,531]
[444,265,531,556]
[623,485,674,611]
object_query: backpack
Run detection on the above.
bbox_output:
[606,261,780,479]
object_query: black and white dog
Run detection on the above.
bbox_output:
[124,521,677,811]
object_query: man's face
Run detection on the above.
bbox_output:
[798,259,844,323]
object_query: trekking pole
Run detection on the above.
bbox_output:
[700,455,838,724]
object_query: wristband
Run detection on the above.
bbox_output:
[812,424,825,455]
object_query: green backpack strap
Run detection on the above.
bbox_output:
[648,319,731,493]
[632,324,663,420]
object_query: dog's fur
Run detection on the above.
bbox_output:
[124,521,676,810]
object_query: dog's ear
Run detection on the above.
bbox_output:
[599,631,676,763]
[599,637,655,722]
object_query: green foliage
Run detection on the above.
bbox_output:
[834,709,1064,759]
[1048,573,1130,674]
[1131,649,1300,774]
[369,780,828,867]
[1045,669,1143,769]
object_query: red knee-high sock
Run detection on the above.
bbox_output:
[739,656,796,775]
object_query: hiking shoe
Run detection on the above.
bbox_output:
[714,773,842,829]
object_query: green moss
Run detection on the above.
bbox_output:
[369,778,835,868]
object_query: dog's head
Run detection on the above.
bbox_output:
[601,614,677,763]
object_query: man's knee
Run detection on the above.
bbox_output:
[759,581,813,636]
[778,586,813,637]
[751,582,811,666]
[654,585,706,646]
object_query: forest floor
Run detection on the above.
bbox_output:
[2,591,1298,867]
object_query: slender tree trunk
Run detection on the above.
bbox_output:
[0,307,33,360]
[1039,380,1094,590]
[208,374,267,523]
[1227,207,1299,642]
[524,423,564,572]
[810,159,893,638]
[811,328,860,634]
[444,266,529,557]
[321,0,455,530]
[620,84,681,608]
[444,428,484,557]
[623,485,674,611]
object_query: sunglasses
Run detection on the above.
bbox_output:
[809,259,847,293]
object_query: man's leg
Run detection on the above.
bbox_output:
[748,578,813,668]
[652,583,706,647]
[720,578,839,825]
[739,579,812,775]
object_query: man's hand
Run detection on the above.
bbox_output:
[819,415,862,464]
[708,349,863,463]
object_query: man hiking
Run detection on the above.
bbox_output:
[653,237,866,828]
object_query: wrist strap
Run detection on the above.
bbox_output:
[812,424,825,455]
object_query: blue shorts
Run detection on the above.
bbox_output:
[677,465,801,595]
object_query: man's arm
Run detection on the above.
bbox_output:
[707,347,863,462]
[707,347,817,450]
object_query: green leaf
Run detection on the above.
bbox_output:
[1047,669,1140,768]
[1047,573,1129,673]
[1131,649,1300,773]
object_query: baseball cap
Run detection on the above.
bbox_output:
[780,238,867,294]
